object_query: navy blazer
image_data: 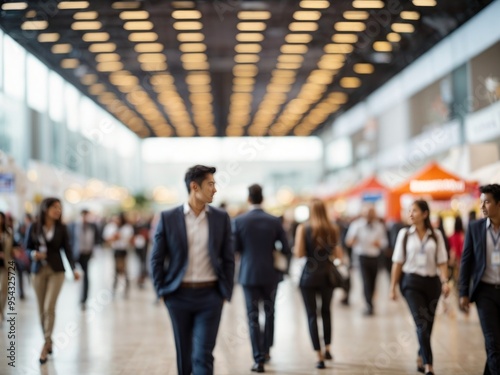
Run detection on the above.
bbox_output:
[150,205,235,300]
[68,222,99,258]
[233,208,291,286]
[459,218,490,301]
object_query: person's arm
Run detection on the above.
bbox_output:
[390,263,404,300]
[435,230,450,297]
[345,222,357,248]
[438,263,450,297]
[294,224,306,258]
[150,214,169,298]
[278,220,292,257]
[24,224,45,262]
[62,225,80,280]
[231,218,242,254]
[332,224,343,260]
[459,222,475,313]
[221,213,235,301]
[389,228,407,300]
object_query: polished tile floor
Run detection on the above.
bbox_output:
[0,248,487,375]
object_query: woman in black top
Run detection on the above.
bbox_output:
[25,198,80,364]
[295,199,343,369]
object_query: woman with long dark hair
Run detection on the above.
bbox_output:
[295,199,343,369]
[25,198,80,364]
[390,200,450,375]
[0,211,17,324]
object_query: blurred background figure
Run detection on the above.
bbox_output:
[0,211,18,325]
[69,209,100,310]
[14,213,33,300]
[133,214,151,289]
[448,215,465,285]
[103,212,134,298]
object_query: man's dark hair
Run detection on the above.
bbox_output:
[185,165,216,193]
[480,184,500,203]
[248,184,263,204]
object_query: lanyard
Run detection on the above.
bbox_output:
[489,227,500,251]
[420,237,429,254]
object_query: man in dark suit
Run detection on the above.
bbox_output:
[151,165,234,375]
[460,184,500,375]
[69,209,99,310]
[233,184,291,373]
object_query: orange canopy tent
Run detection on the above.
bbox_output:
[387,162,479,220]
[328,176,389,201]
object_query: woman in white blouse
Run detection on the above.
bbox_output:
[390,200,450,375]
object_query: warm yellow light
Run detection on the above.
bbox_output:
[276,63,301,70]
[285,34,312,44]
[401,11,420,20]
[235,54,260,63]
[112,1,140,9]
[238,11,271,20]
[119,10,149,19]
[82,32,109,42]
[332,34,358,43]
[61,58,79,69]
[58,1,89,9]
[71,21,102,30]
[134,43,164,53]
[181,53,207,63]
[124,21,153,30]
[299,0,329,9]
[74,11,98,20]
[293,10,321,21]
[38,33,60,43]
[340,77,361,88]
[173,21,203,30]
[179,43,207,53]
[280,44,308,54]
[142,62,167,71]
[172,10,202,19]
[289,22,318,32]
[171,1,195,8]
[110,74,138,86]
[138,53,166,63]
[89,43,116,53]
[334,22,366,32]
[177,33,205,42]
[387,32,401,42]
[391,23,415,33]
[352,0,384,8]
[323,43,353,54]
[21,20,48,30]
[186,74,211,85]
[183,62,209,70]
[97,61,124,72]
[412,0,436,6]
[51,43,72,54]
[278,54,304,63]
[95,53,120,62]
[354,63,374,74]
[151,74,174,85]
[234,44,262,53]
[80,74,97,85]
[236,33,264,42]
[128,32,158,42]
[237,22,267,32]
[373,41,392,52]
[2,2,27,10]
[343,11,369,20]
[88,83,106,95]
[233,77,255,85]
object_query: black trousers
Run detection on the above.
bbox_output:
[475,282,500,375]
[300,285,334,351]
[401,273,441,366]
[78,253,92,304]
[242,284,278,363]
[358,255,379,310]
[164,287,224,375]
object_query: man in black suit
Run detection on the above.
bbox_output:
[151,165,235,375]
[233,184,291,373]
[460,184,500,375]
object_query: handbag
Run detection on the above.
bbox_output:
[329,260,349,289]
[273,250,289,273]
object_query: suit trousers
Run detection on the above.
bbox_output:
[242,284,278,363]
[164,286,224,375]
[78,253,91,304]
[475,282,500,375]
[32,265,65,345]
[401,273,441,366]
[358,255,379,310]
[300,285,334,351]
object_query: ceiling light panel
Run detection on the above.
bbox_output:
[119,11,149,20]
[38,33,60,42]
[58,1,89,9]
[2,2,28,10]
[237,11,271,20]
[74,11,98,20]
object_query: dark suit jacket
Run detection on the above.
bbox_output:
[25,223,76,274]
[233,208,291,286]
[459,218,489,301]
[150,205,235,300]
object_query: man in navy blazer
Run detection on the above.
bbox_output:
[233,184,291,373]
[460,184,500,375]
[151,165,234,375]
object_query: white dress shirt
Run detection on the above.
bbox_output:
[481,219,500,284]
[182,202,217,283]
[103,223,134,250]
[78,222,95,253]
[392,226,448,277]
[345,218,388,257]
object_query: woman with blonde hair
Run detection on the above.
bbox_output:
[295,199,343,369]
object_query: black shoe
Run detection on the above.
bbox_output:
[425,372,434,375]
[417,355,424,373]
[316,360,325,369]
[251,362,264,373]
[325,350,333,360]
[363,308,374,316]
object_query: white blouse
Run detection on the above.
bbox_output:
[392,226,448,277]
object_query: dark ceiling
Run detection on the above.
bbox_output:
[0,0,494,138]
